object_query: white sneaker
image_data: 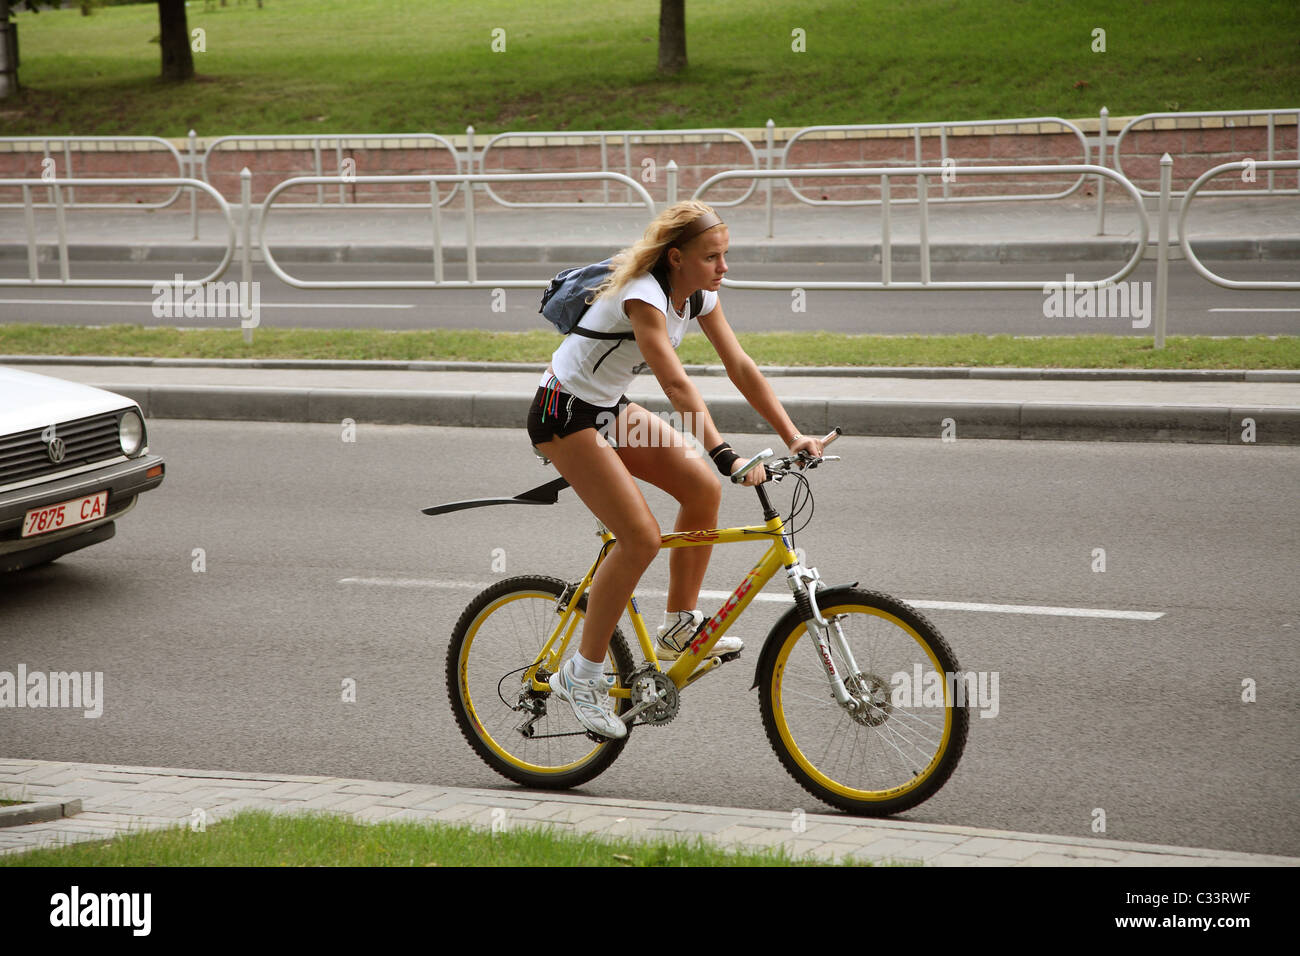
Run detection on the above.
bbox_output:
[548,658,627,739]
[655,609,743,661]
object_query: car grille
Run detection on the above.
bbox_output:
[0,412,124,488]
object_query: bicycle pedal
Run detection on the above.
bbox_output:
[718,651,742,663]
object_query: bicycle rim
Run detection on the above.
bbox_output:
[450,578,628,784]
[763,592,967,814]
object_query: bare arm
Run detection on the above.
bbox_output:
[625,298,766,484]
[697,300,824,457]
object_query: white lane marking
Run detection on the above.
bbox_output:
[0,299,413,309]
[903,599,1163,620]
[339,577,485,589]
[1208,308,1300,313]
[337,578,1165,620]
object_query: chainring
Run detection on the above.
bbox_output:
[628,665,680,726]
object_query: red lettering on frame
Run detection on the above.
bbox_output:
[690,572,758,654]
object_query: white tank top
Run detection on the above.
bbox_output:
[540,274,718,406]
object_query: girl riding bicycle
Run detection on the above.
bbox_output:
[527,199,824,739]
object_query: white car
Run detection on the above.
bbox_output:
[0,367,165,573]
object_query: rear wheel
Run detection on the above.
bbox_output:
[446,575,634,789]
[758,587,968,816]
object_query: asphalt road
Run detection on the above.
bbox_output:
[2,421,1297,856]
[1,261,1297,335]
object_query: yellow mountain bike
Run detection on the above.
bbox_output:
[430,430,968,816]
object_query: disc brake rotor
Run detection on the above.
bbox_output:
[847,672,892,727]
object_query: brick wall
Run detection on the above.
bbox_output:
[1116,124,1298,193]
[1,116,1294,208]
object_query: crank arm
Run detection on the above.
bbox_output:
[618,685,669,724]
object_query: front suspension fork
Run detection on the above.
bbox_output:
[788,565,865,711]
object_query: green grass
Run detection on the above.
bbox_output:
[0,808,852,867]
[2,0,1297,136]
[1,324,1296,368]
[0,799,27,806]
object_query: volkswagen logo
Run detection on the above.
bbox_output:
[46,436,66,464]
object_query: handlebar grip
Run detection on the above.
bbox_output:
[729,448,774,484]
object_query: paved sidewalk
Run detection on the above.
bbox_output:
[10,358,1300,444]
[2,759,1295,866]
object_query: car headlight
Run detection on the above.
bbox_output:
[119,409,145,456]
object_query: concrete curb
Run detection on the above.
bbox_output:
[4,238,1300,265]
[2,759,1295,866]
[0,798,82,828]
[97,383,1300,445]
[5,356,1298,383]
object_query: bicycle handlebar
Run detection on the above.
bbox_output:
[729,427,842,484]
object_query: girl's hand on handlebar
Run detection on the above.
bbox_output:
[789,434,825,461]
[729,456,767,486]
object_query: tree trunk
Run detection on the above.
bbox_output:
[657,0,686,75]
[0,0,17,100]
[158,0,194,82]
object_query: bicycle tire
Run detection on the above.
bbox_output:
[446,574,634,789]
[758,586,968,816]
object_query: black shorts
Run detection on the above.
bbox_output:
[526,386,629,446]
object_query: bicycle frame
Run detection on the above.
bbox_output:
[525,501,862,710]
[524,516,790,697]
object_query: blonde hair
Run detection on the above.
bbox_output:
[587,200,724,304]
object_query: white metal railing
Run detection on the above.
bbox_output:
[1,161,1287,353]
[0,136,186,209]
[200,132,463,205]
[0,177,236,287]
[780,116,1102,242]
[780,118,1092,206]
[476,127,762,208]
[1113,110,1300,196]
[1177,159,1300,290]
[691,166,1149,290]
[254,171,656,289]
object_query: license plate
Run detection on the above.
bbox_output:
[22,491,109,538]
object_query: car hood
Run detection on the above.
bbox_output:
[0,366,138,434]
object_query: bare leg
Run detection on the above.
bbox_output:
[612,404,721,613]
[535,426,661,662]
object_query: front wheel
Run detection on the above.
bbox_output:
[446,575,634,790]
[758,587,968,816]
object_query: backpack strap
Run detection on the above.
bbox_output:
[571,326,634,341]
[571,266,703,340]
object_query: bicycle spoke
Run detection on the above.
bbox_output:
[452,581,628,778]
[780,685,846,710]
[763,591,969,813]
